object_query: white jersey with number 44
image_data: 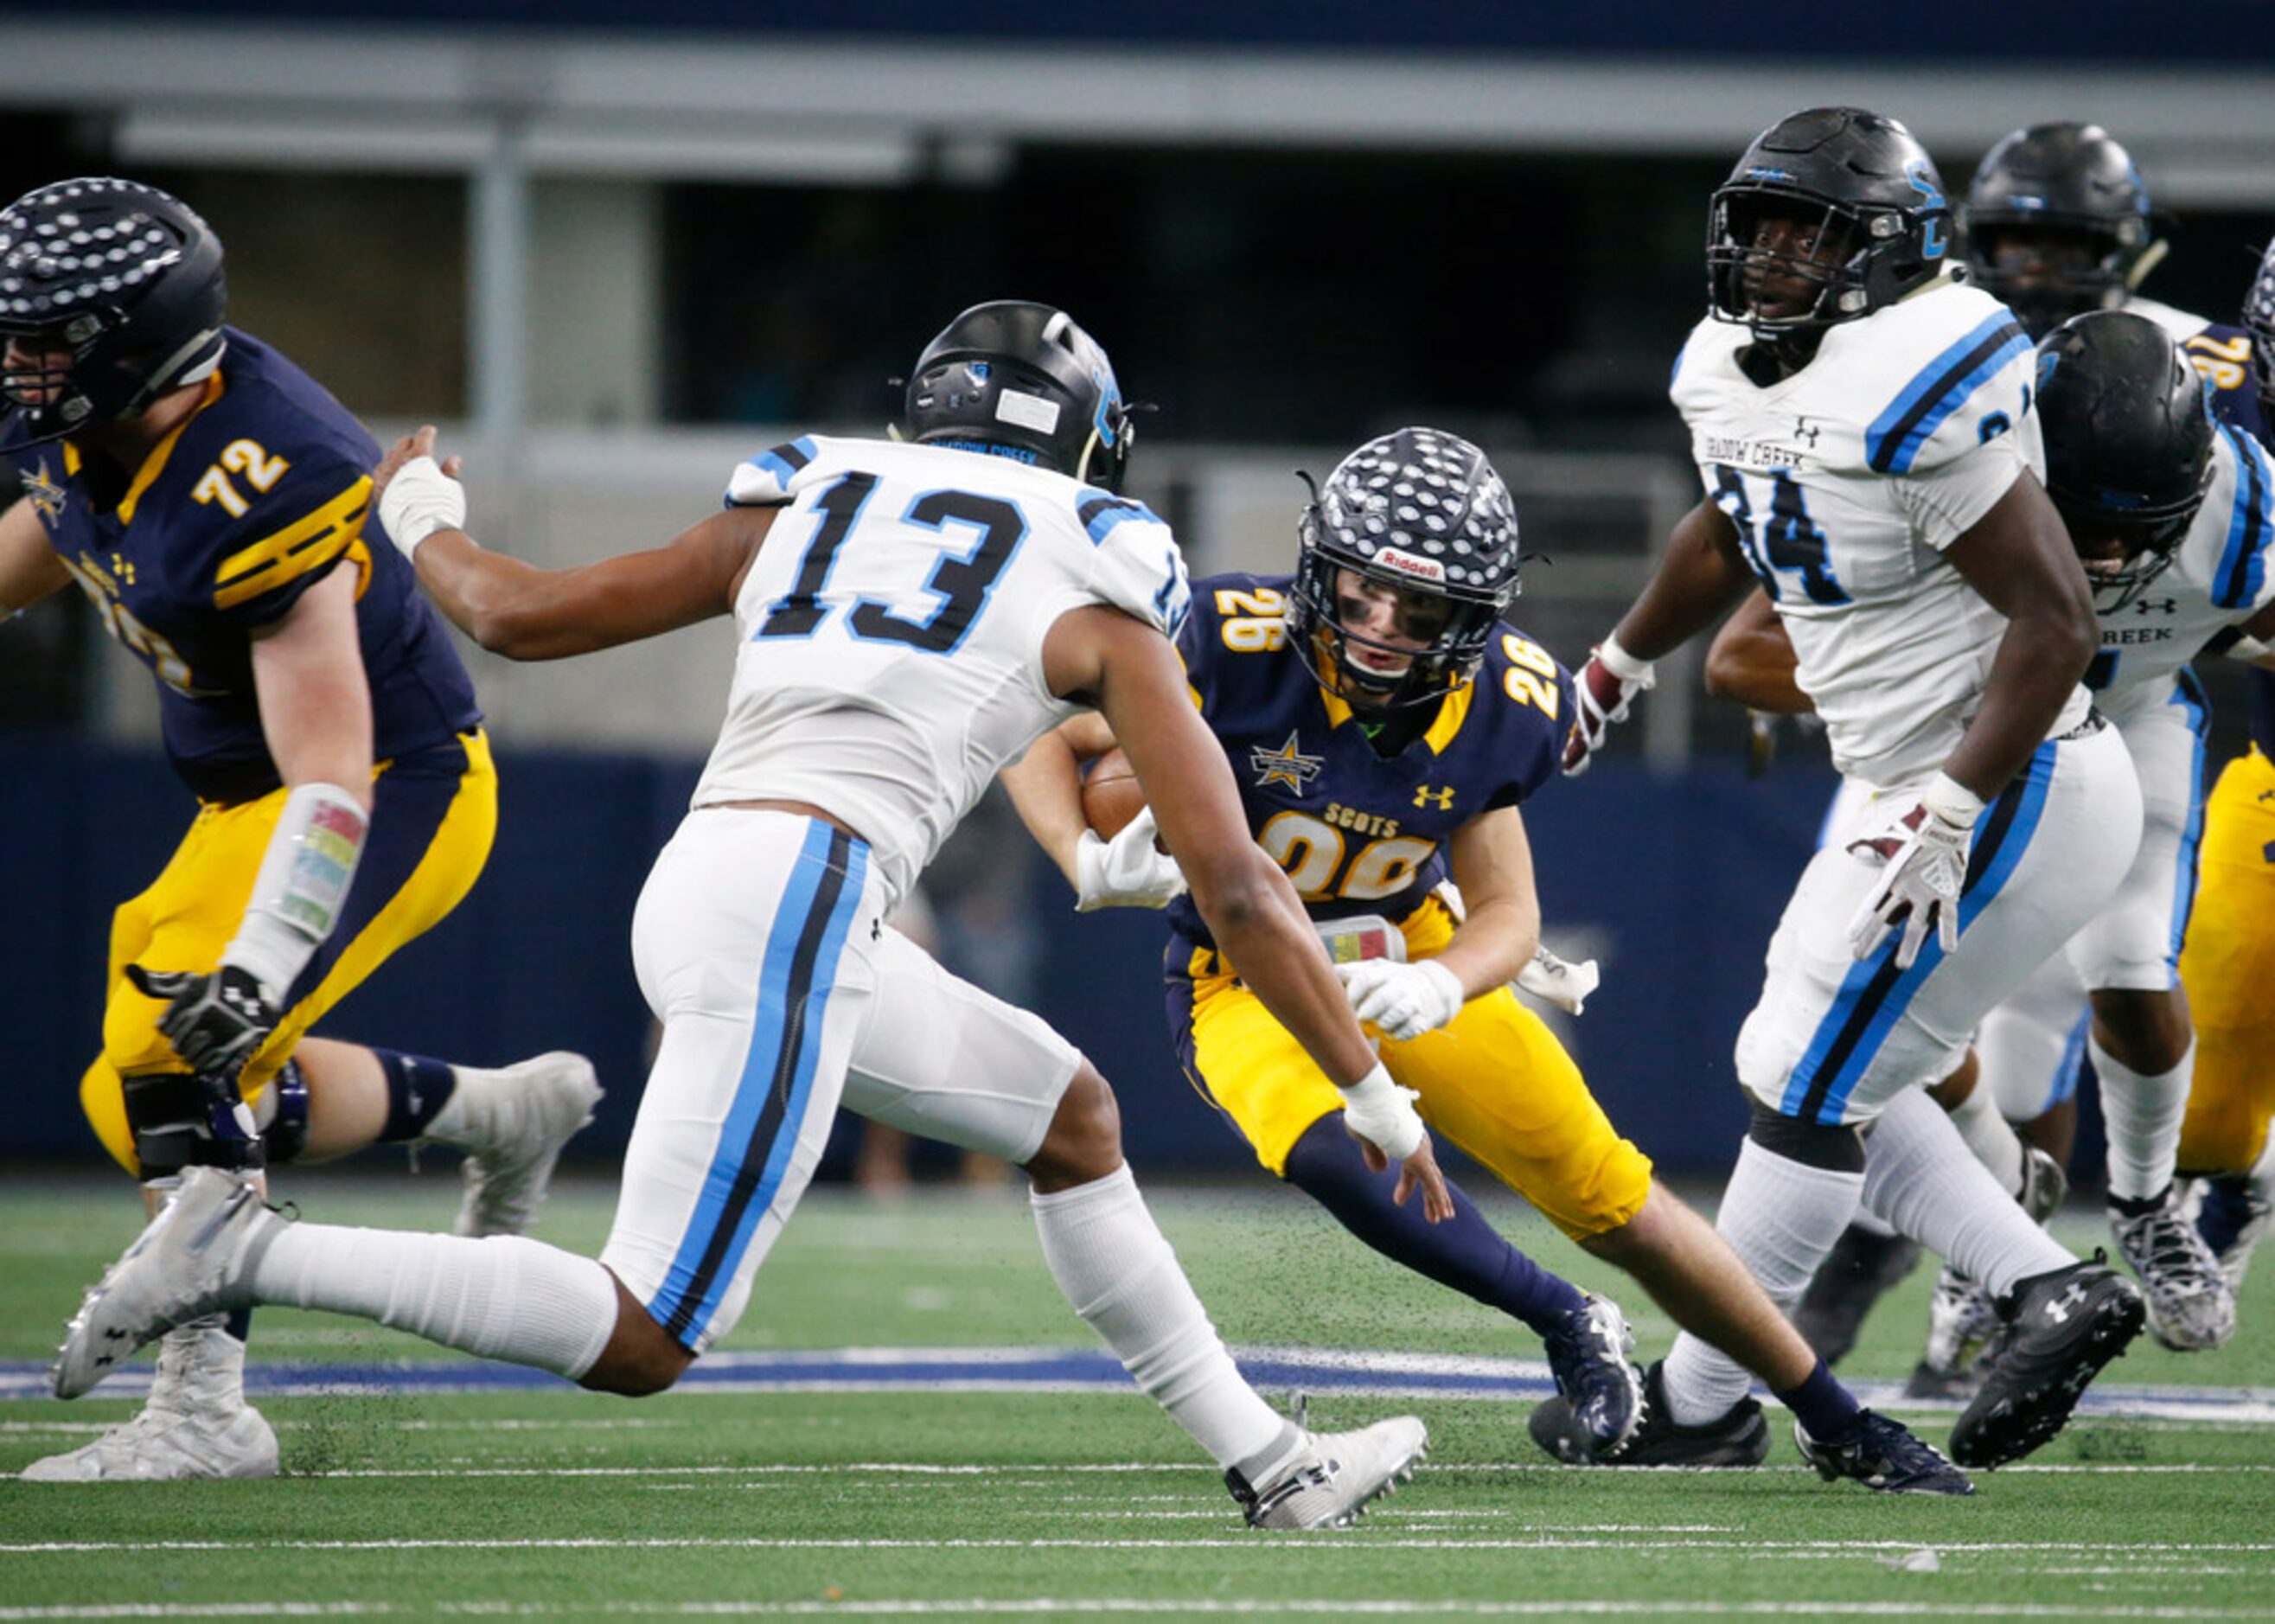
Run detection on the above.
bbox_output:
[1671,276,2090,788]
[693,434,1191,907]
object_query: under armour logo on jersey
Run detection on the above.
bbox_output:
[1792,418,1820,448]
[2130,597,2178,617]
[19,463,64,522]
[1250,732,1324,795]
[1413,786,1456,810]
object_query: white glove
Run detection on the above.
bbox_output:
[1846,771,1984,969]
[1336,957,1465,1042]
[378,454,467,562]
[1073,808,1185,911]
[1339,1062,1426,1160]
[1561,635,1655,777]
[1516,945,1600,1015]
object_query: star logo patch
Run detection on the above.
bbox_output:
[20,463,66,523]
[1249,731,1324,795]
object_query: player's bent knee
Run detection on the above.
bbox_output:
[122,1069,267,1180]
[579,1278,696,1397]
[1023,1063,1123,1192]
[79,1059,139,1175]
[1746,1097,1864,1173]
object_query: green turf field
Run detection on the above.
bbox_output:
[3,1170,2272,1620]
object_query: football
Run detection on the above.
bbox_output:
[1081,746,1147,840]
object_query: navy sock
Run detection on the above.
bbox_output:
[374,1049,460,1144]
[1281,1112,1585,1337]
[1774,1356,1863,1442]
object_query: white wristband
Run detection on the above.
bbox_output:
[1597,633,1657,687]
[377,455,467,563]
[1920,770,1987,831]
[223,782,368,1001]
[1339,1061,1425,1161]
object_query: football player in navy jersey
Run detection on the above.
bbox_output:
[0,179,598,1481]
[1006,427,1969,1493]
[2178,235,2275,1294]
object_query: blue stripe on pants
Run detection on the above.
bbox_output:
[649,822,866,1346]
[1783,745,2057,1125]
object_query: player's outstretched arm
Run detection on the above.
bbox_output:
[1938,476,2098,800]
[1045,604,1453,1220]
[0,496,69,617]
[1565,498,1756,774]
[1434,808,1543,995]
[1702,587,1811,714]
[374,426,769,660]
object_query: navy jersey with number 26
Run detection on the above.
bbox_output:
[1164,571,1572,954]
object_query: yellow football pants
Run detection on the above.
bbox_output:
[81,730,499,1175]
[1176,897,1652,1241]
[2177,745,2275,1176]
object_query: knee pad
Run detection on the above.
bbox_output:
[122,1070,268,1181]
[254,1060,310,1165]
[1747,1097,1866,1173]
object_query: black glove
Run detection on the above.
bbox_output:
[126,962,278,1077]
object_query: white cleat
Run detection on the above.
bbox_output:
[451,1052,602,1238]
[22,1398,278,1482]
[53,1169,278,1401]
[2111,1191,2238,1352]
[1225,1416,1428,1530]
[26,1317,278,1480]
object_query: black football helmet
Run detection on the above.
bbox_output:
[2035,310,2214,612]
[1708,107,1954,338]
[1964,123,2158,340]
[898,300,1132,491]
[1287,426,1521,713]
[0,178,227,446]
[2244,233,2275,421]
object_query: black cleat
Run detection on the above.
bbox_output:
[1948,1255,2144,1470]
[1530,1359,1768,1467]
[1538,1293,1646,1459]
[1791,1224,1922,1365]
[1794,1410,1973,1495]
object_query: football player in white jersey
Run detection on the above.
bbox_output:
[46,301,1446,1531]
[1776,122,2269,1383]
[1710,312,2275,1372]
[1562,107,2147,1472]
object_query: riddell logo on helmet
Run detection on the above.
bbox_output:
[1373,547,1445,585]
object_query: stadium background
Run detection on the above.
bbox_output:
[3,2,2271,1184]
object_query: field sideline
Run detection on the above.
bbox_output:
[2,1172,2271,1620]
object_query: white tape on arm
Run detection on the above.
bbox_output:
[1338,1061,1425,1160]
[378,455,467,563]
[223,782,368,1001]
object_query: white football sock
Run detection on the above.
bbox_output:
[1862,1087,2074,1295]
[247,1224,617,1379]
[1660,1136,1861,1427]
[2094,1035,2195,1205]
[1032,1164,1290,1472]
[1946,1077,2026,1197]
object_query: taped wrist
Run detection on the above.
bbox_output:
[1596,634,1657,687]
[377,455,466,561]
[125,1070,269,1180]
[225,783,367,1001]
[1339,1061,1425,1160]
[1920,770,1986,831]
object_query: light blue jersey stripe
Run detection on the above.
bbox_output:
[1864,314,2031,476]
[2164,675,2212,979]
[2213,425,2272,611]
